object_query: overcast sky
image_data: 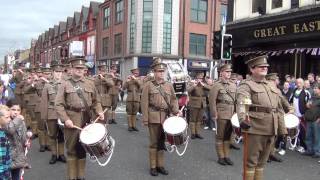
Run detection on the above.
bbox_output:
[0,0,104,63]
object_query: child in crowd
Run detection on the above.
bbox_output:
[0,105,12,179]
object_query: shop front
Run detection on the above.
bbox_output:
[227,6,320,80]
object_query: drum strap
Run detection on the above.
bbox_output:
[69,79,91,122]
[152,81,172,114]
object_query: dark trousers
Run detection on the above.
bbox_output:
[11,168,21,180]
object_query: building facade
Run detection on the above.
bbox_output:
[227,0,320,79]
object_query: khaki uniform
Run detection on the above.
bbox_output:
[123,77,142,129]
[107,74,122,123]
[237,78,280,180]
[24,81,38,135]
[55,76,102,180]
[209,79,236,160]
[94,75,114,121]
[41,80,65,157]
[141,80,179,170]
[35,80,49,148]
[187,81,211,136]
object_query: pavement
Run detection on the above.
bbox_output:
[24,103,320,180]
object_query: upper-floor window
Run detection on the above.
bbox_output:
[114,33,122,55]
[102,37,109,57]
[191,0,207,23]
[252,0,266,14]
[103,7,110,29]
[272,0,282,9]
[189,33,206,56]
[115,0,124,24]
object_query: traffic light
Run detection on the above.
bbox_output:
[222,34,232,60]
[212,31,222,60]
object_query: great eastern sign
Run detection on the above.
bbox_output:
[253,20,320,39]
[226,7,320,50]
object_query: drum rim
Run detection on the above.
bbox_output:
[163,117,187,134]
[80,124,108,145]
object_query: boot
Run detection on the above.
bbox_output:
[245,168,255,180]
[254,168,264,180]
[58,155,67,163]
[49,155,57,164]
[112,112,117,124]
[58,141,66,163]
[45,133,51,151]
[132,115,139,131]
[77,159,86,179]
[127,115,132,131]
[38,130,45,152]
[190,122,196,139]
[216,142,226,165]
[217,158,227,165]
[223,141,233,165]
[67,158,77,180]
[195,122,203,139]
[156,151,168,175]
[269,154,282,162]
[149,148,158,176]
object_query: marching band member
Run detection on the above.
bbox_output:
[40,61,66,164]
[123,68,142,131]
[107,65,122,124]
[237,55,281,180]
[209,64,236,166]
[94,62,114,122]
[141,57,180,176]
[187,71,211,139]
[55,57,104,180]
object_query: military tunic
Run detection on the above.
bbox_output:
[209,79,236,159]
[94,75,114,122]
[123,78,142,115]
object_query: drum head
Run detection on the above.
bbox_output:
[80,123,106,145]
[163,116,187,134]
[231,113,240,128]
[284,114,299,129]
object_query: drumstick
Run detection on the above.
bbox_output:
[72,125,83,131]
[93,108,109,124]
[179,106,185,112]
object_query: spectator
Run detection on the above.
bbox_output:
[303,84,320,158]
[282,82,293,101]
[316,74,320,84]
[289,78,312,153]
[307,73,316,89]
[5,100,29,180]
[0,105,12,179]
[286,75,296,90]
[203,77,215,131]
[304,80,314,99]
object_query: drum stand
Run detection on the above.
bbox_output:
[89,136,115,167]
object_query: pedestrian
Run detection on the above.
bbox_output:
[282,81,293,101]
[307,73,316,89]
[304,80,314,99]
[303,83,320,158]
[289,78,311,153]
[209,64,236,166]
[55,57,105,180]
[0,105,12,180]
[5,99,29,180]
[237,55,281,179]
[123,68,142,132]
[141,57,180,176]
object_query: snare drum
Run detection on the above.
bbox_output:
[163,116,188,146]
[284,114,300,129]
[80,123,113,158]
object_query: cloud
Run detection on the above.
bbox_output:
[0,0,104,62]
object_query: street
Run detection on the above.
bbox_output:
[24,104,320,180]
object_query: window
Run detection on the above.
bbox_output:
[190,0,207,23]
[189,33,206,56]
[130,0,136,53]
[114,34,122,55]
[272,0,282,9]
[82,21,88,32]
[220,4,227,25]
[115,0,124,24]
[103,7,110,29]
[163,0,172,54]
[102,37,109,57]
[252,0,266,14]
[142,0,153,53]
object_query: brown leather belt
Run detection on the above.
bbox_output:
[249,106,277,113]
[217,100,234,105]
[149,105,168,112]
[66,106,86,112]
